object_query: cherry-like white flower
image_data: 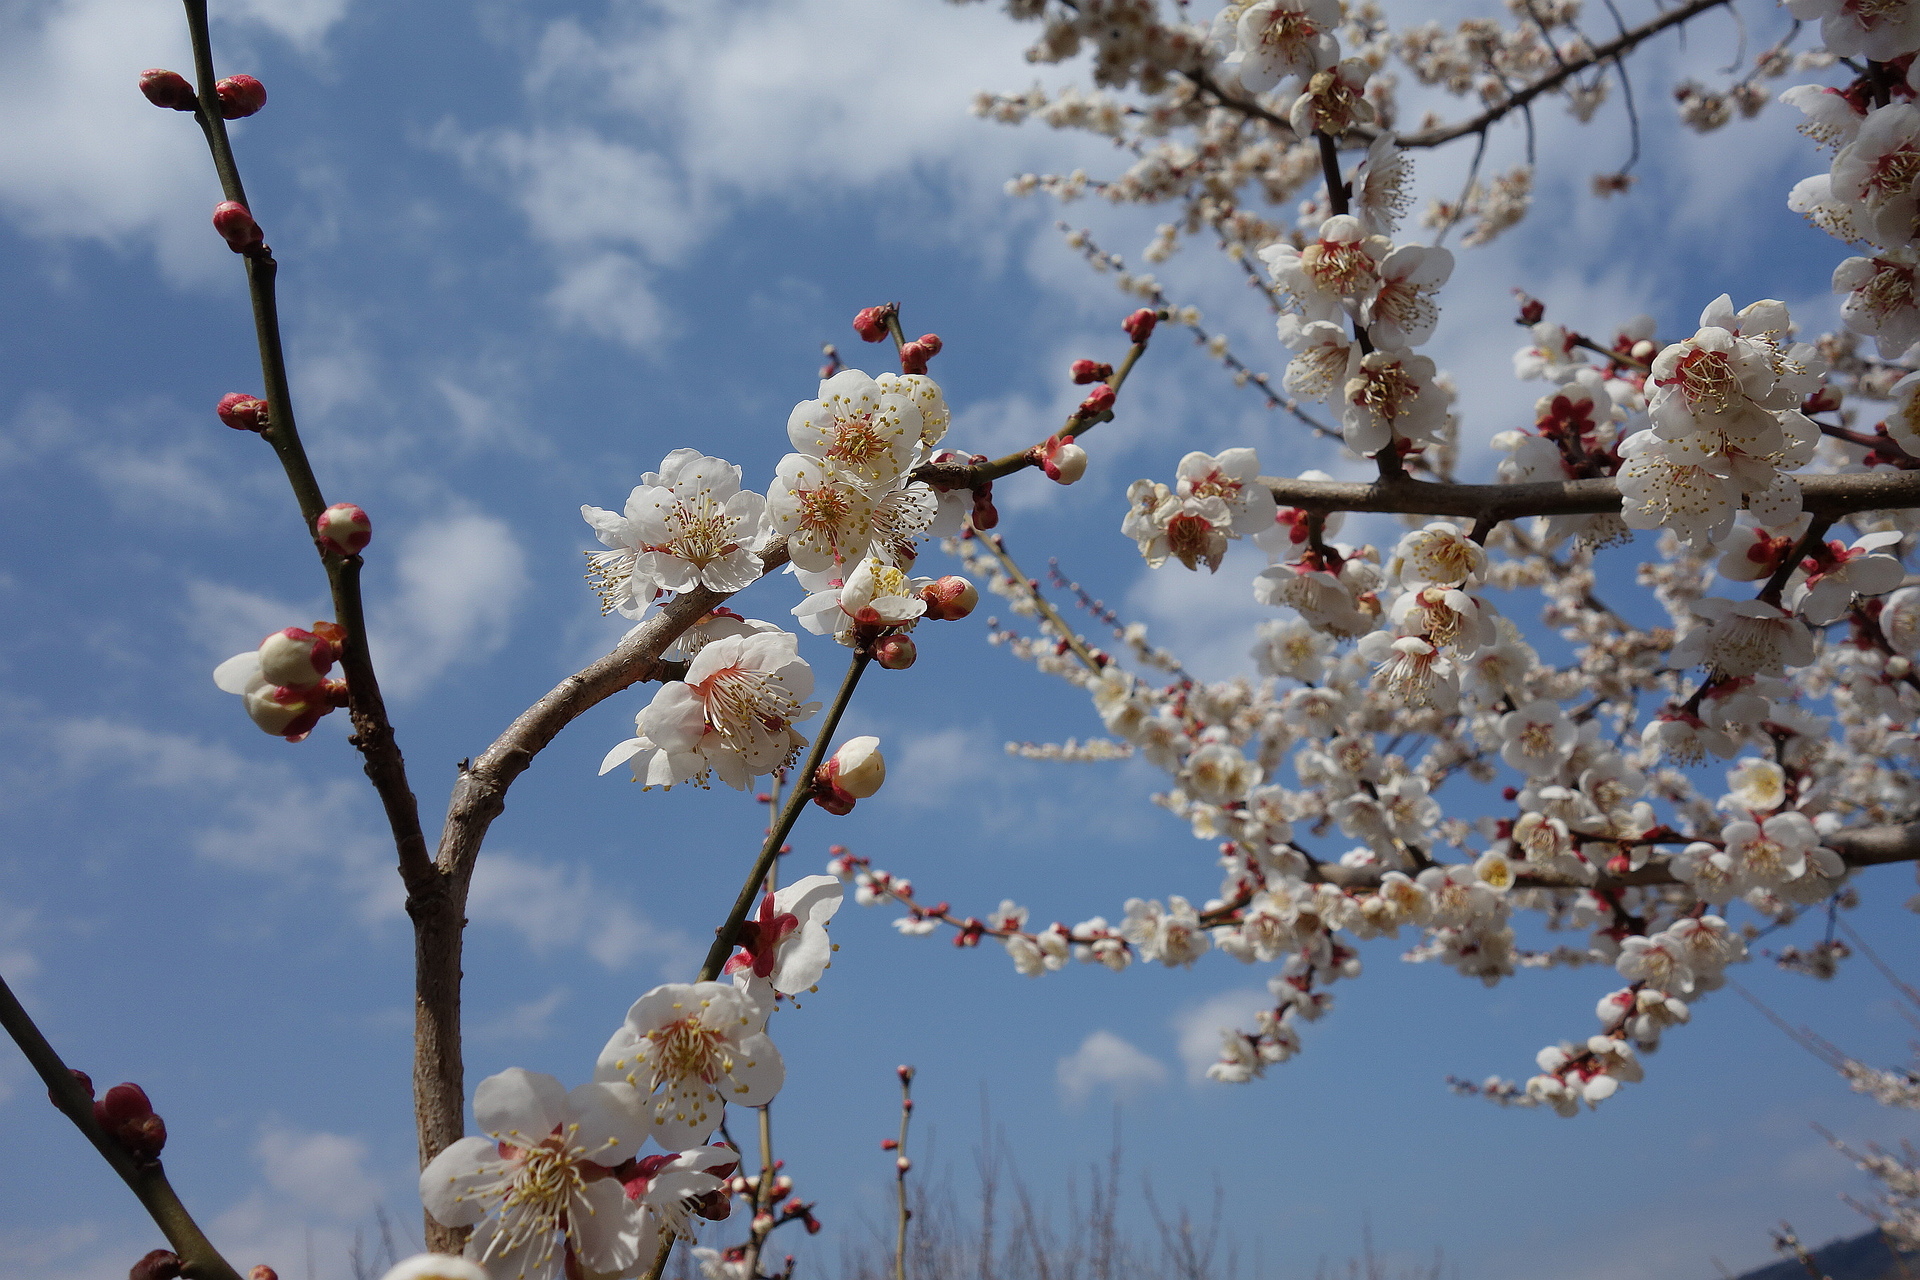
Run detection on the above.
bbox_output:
[1781,83,1867,150]
[1120,896,1211,966]
[1672,598,1816,677]
[1351,134,1413,235]
[1499,699,1577,778]
[1232,0,1341,93]
[1835,249,1920,358]
[1791,530,1908,625]
[764,454,876,572]
[1176,448,1277,538]
[1362,244,1454,348]
[787,369,923,488]
[1121,480,1234,571]
[876,372,949,447]
[602,631,818,790]
[1722,810,1840,892]
[724,874,844,997]
[1785,0,1920,63]
[1616,431,1739,550]
[1260,215,1389,318]
[596,982,783,1151]
[1340,347,1446,456]
[1829,103,1920,247]
[792,558,928,644]
[1392,522,1485,589]
[419,1068,649,1280]
[582,452,766,617]
[1276,315,1353,401]
[378,1255,491,1280]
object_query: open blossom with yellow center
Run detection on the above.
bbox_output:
[596,983,784,1152]
[420,1068,649,1280]
[1231,0,1340,93]
[765,453,877,572]
[581,450,766,618]
[792,557,930,645]
[787,369,923,488]
[601,630,818,790]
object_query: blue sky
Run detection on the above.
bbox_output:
[1,1,1916,1278]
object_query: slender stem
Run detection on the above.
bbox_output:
[971,526,1103,675]
[177,0,445,1244]
[0,971,243,1280]
[698,650,873,982]
[893,1070,914,1280]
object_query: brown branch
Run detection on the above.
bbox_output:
[1392,0,1736,148]
[1258,469,1920,524]
[0,971,244,1280]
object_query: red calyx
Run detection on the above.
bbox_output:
[216,75,267,119]
[138,70,198,111]
[1122,308,1158,342]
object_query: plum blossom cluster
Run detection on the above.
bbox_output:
[417,876,844,1280]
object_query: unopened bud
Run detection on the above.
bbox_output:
[375,1255,494,1280]
[915,333,942,355]
[216,392,269,432]
[1076,385,1116,418]
[896,1156,912,1172]
[138,70,198,112]
[258,627,341,688]
[852,306,892,343]
[95,1083,166,1160]
[245,682,334,742]
[316,502,372,555]
[1040,436,1087,484]
[970,487,999,531]
[897,1064,915,1082]
[212,201,264,254]
[217,75,267,119]
[880,1138,898,1149]
[899,341,932,375]
[753,1212,776,1234]
[1515,295,1544,325]
[54,1068,94,1108]
[825,736,886,797]
[1122,308,1157,342]
[1629,339,1657,362]
[920,576,977,621]
[132,1250,184,1280]
[1070,359,1113,384]
[874,634,917,669]
[249,1268,279,1280]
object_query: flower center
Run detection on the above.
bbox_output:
[1861,257,1916,320]
[1868,145,1920,203]
[700,665,803,741]
[1351,360,1418,422]
[647,1016,730,1089]
[824,412,895,473]
[1303,239,1378,297]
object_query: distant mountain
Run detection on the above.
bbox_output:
[1729,1229,1911,1280]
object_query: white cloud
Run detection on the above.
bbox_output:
[1056,1029,1169,1106]
[1171,988,1272,1083]
[0,0,353,281]
[370,511,529,698]
[466,851,694,971]
[473,987,571,1043]
[255,1126,382,1219]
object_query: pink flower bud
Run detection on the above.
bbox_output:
[249,1268,279,1280]
[1122,308,1157,342]
[138,70,198,111]
[915,333,942,356]
[920,576,977,621]
[1076,385,1116,418]
[1515,294,1545,325]
[244,682,335,742]
[216,392,269,432]
[873,634,917,669]
[212,201,264,254]
[880,1138,898,1150]
[897,1064,915,1082]
[827,736,887,796]
[216,75,267,119]
[1038,435,1087,484]
[852,306,892,343]
[896,1157,912,1172]
[95,1083,166,1160]
[1070,358,1113,385]
[316,502,372,555]
[258,626,340,688]
[899,341,932,375]
[132,1251,184,1280]
[970,487,998,531]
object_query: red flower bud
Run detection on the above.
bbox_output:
[1076,384,1116,418]
[915,333,942,356]
[132,1250,185,1280]
[1515,294,1545,325]
[216,75,267,119]
[95,1083,166,1160]
[212,201,264,254]
[897,1064,915,1082]
[880,1138,899,1150]
[1070,359,1113,384]
[852,306,893,343]
[970,488,999,531]
[250,1268,280,1280]
[874,634,917,670]
[1122,308,1157,342]
[55,1068,94,1108]
[138,70,198,112]
[216,392,269,432]
[899,341,932,375]
[316,502,372,555]
[920,576,978,621]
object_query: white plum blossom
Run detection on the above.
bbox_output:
[1784,0,1920,64]
[1834,249,1920,357]
[1232,0,1341,93]
[1791,530,1908,625]
[582,451,766,617]
[1276,315,1354,400]
[1829,104,1920,247]
[1362,244,1454,348]
[1260,216,1388,318]
[787,369,922,488]
[419,1068,649,1280]
[1499,699,1577,777]
[764,454,876,572]
[1175,449,1277,540]
[602,630,818,790]
[1722,810,1842,893]
[1120,896,1211,966]
[723,874,844,998]
[792,557,929,643]
[1340,348,1447,457]
[596,982,783,1150]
